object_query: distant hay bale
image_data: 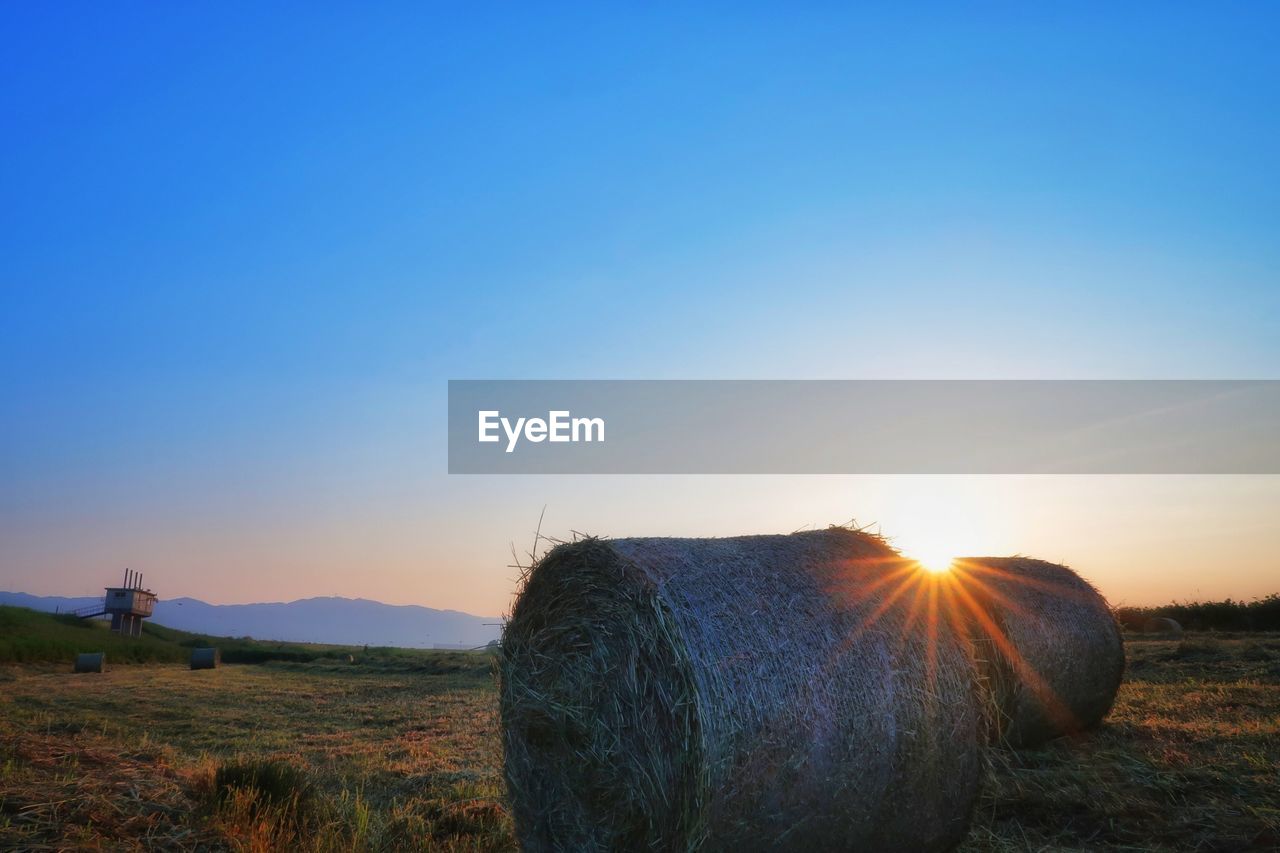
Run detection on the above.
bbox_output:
[190,647,221,670]
[500,528,984,851]
[1143,616,1183,636]
[74,652,106,673]
[953,557,1124,748]
[346,653,356,664]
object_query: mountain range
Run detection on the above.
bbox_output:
[0,591,502,649]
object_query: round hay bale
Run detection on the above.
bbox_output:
[952,557,1124,748]
[500,528,984,851]
[346,653,356,664]
[190,647,220,670]
[1142,616,1183,636]
[73,652,106,673]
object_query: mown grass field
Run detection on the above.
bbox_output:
[962,635,1280,852]
[2,630,1277,851]
[0,657,507,851]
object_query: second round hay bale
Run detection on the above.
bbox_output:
[501,528,985,851]
[190,647,221,670]
[74,652,106,673]
[952,557,1124,748]
[1142,616,1183,636]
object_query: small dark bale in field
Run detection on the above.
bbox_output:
[953,557,1124,748]
[73,652,106,673]
[190,647,220,670]
[501,528,984,852]
[1143,616,1183,637]
[346,654,355,663]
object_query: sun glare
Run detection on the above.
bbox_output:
[878,484,1014,578]
[914,552,955,574]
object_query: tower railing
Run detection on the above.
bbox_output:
[72,601,107,618]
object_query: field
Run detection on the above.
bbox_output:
[0,657,507,851]
[964,635,1280,852]
[2,629,1278,851]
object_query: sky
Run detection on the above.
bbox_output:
[2,5,1278,614]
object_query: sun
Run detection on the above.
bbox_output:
[911,548,955,574]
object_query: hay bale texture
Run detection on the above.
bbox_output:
[500,528,984,852]
[74,652,106,673]
[1142,616,1183,636]
[190,647,221,670]
[953,557,1123,748]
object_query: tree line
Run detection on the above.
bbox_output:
[1115,593,1280,632]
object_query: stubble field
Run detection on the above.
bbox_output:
[1,636,1276,851]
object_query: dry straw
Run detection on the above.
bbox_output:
[500,528,984,851]
[951,557,1124,748]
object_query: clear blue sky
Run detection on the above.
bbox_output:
[3,5,1278,611]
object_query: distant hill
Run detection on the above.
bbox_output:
[0,592,502,648]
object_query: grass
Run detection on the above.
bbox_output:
[1,609,1276,850]
[960,634,1280,852]
[0,604,481,669]
[0,605,191,664]
[0,658,507,850]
